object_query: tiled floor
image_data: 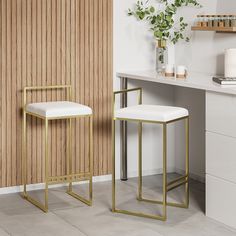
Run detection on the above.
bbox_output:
[0,174,235,236]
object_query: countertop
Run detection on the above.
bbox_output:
[117,70,236,96]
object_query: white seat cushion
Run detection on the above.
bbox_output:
[115,105,188,122]
[26,101,92,118]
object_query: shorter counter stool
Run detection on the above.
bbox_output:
[22,85,93,212]
[112,87,189,221]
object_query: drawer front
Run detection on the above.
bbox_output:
[206,174,236,229]
[206,131,236,183]
[206,91,236,137]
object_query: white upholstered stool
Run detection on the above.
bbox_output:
[22,85,93,212]
[112,87,189,221]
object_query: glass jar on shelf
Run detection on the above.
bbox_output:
[231,15,236,27]
[208,15,213,27]
[218,15,225,27]
[196,15,203,27]
[213,15,219,27]
[202,15,208,27]
[225,15,231,28]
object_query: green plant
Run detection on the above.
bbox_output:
[128,0,202,44]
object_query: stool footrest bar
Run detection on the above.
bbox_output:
[167,179,188,192]
[67,191,92,206]
[113,208,166,221]
[167,175,188,186]
[137,197,188,209]
[22,193,48,213]
[48,173,91,185]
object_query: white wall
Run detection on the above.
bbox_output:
[176,0,236,75]
[175,0,236,181]
[113,0,176,179]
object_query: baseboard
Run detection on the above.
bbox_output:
[0,168,170,195]
[0,167,204,195]
[0,174,112,195]
[175,168,205,183]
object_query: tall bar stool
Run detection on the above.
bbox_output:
[112,87,189,221]
[22,85,93,212]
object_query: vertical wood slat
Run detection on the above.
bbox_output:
[51,0,57,178]
[79,0,85,175]
[75,0,80,173]
[93,0,99,176]
[36,0,42,183]
[70,0,76,174]
[98,0,103,176]
[6,0,12,186]
[21,0,27,185]
[56,0,62,177]
[16,0,22,185]
[11,0,17,185]
[26,0,32,184]
[0,0,113,188]
[107,0,113,173]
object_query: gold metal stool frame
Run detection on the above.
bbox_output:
[22,85,93,212]
[112,88,189,221]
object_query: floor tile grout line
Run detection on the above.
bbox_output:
[50,210,89,236]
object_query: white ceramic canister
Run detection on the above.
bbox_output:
[176,65,187,79]
[165,64,175,77]
[225,48,236,77]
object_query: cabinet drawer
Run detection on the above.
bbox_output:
[206,91,236,137]
[206,174,236,229]
[206,131,236,183]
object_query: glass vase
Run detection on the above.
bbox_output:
[156,40,168,73]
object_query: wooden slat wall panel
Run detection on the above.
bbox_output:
[0,0,113,187]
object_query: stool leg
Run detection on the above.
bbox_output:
[66,116,92,206]
[138,122,142,200]
[112,119,116,212]
[22,117,49,213]
[44,119,49,211]
[162,123,167,220]
[68,118,72,192]
[89,115,93,203]
[185,117,190,208]
[112,120,167,221]
[22,110,27,197]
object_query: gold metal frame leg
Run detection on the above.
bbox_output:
[44,119,49,211]
[162,123,167,220]
[67,115,93,206]
[112,119,116,212]
[137,122,142,200]
[112,120,167,221]
[22,118,49,213]
[68,118,72,192]
[136,123,167,219]
[138,117,190,210]
[89,115,93,203]
[22,110,27,197]
[185,117,190,208]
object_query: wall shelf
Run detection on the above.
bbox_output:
[191,26,236,33]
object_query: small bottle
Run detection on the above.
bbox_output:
[208,15,213,27]
[213,15,219,27]
[219,15,225,27]
[225,15,231,27]
[231,15,236,27]
[196,15,203,27]
[202,15,208,27]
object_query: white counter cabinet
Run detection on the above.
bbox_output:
[206,91,236,229]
